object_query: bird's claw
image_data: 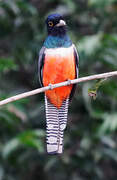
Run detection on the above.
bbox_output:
[49,83,53,90]
[67,79,71,85]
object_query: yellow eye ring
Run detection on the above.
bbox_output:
[48,21,53,27]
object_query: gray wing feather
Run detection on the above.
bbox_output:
[38,46,46,87]
[69,44,79,101]
[73,44,79,78]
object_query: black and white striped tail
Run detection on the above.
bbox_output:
[45,95,69,154]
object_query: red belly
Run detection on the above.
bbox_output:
[43,48,76,108]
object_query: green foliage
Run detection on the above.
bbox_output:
[2,129,45,158]
[88,79,107,100]
[0,0,117,179]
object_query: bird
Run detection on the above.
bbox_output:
[38,13,79,154]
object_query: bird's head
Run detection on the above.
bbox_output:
[45,13,67,36]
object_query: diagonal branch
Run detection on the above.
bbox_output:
[0,71,117,106]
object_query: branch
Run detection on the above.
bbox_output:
[0,71,117,106]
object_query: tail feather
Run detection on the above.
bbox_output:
[45,95,69,154]
[45,95,59,154]
[59,98,69,131]
[57,98,69,153]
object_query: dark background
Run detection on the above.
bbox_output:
[0,0,117,179]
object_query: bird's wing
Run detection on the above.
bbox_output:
[38,46,46,87]
[73,44,79,78]
[69,44,79,100]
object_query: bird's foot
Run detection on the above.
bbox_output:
[49,83,53,90]
[67,79,72,85]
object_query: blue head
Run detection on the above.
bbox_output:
[44,13,72,48]
[45,13,67,37]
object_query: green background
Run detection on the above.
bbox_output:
[0,0,117,179]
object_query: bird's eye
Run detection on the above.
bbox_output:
[48,21,53,27]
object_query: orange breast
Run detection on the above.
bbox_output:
[43,46,76,108]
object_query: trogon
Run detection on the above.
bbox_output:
[38,13,79,154]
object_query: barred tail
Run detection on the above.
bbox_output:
[45,95,69,154]
[45,95,59,154]
[58,98,69,153]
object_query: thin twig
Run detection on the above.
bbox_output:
[0,71,117,106]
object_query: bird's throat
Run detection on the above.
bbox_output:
[44,35,72,48]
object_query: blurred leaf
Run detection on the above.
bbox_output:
[2,129,45,158]
[2,0,20,15]
[2,138,20,158]
[98,113,117,134]
[89,0,116,7]
[0,58,17,72]
[78,33,102,56]
[101,136,116,148]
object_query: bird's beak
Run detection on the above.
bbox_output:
[56,20,66,27]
